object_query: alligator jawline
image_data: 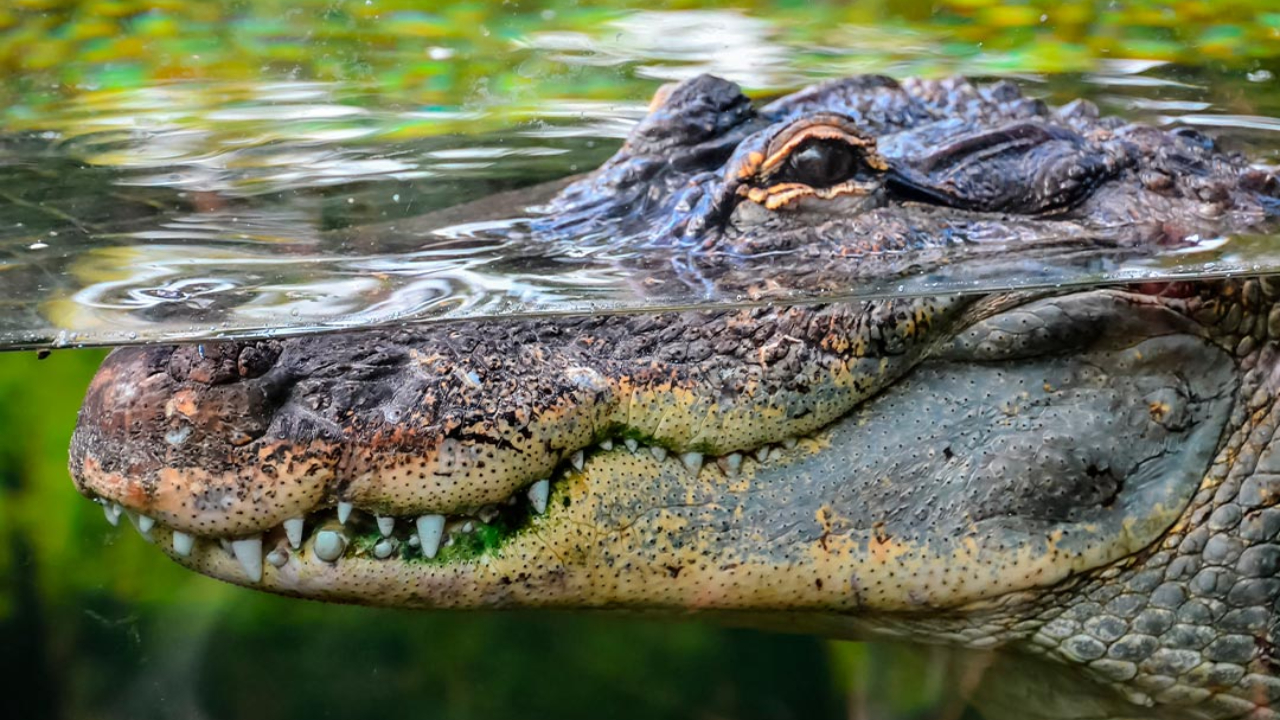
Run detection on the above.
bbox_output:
[93,432,804,584]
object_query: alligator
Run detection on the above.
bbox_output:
[70,75,1280,719]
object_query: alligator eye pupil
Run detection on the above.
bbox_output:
[788,141,855,187]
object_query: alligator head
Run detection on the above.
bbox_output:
[71,75,1280,718]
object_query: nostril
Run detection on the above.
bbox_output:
[165,341,283,385]
[169,343,240,385]
[238,341,282,379]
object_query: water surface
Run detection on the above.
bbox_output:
[1,1,1278,349]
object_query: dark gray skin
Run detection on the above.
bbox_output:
[70,75,1280,719]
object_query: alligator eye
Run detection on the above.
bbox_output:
[782,140,857,187]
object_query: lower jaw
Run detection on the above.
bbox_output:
[96,433,812,604]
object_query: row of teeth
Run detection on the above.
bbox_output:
[94,435,802,583]
[96,484,546,585]
[596,435,799,473]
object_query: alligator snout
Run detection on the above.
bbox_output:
[70,326,603,535]
[70,340,339,540]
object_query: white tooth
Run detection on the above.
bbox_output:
[721,452,743,477]
[681,452,703,471]
[126,512,154,542]
[478,506,499,523]
[624,438,639,453]
[266,549,289,567]
[374,539,396,559]
[231,536,263,582]
[172,531,194,557]
[377,516,395,536]
[283,517,304,549]
[408,535,420,547]
[755,446,771,462]
[111,502,124,523]
[220,538,234,553]
[313,530,347,563]
[461,521,474,533]
[528,479,549,515]
[571,450,585,471]
[650,446,668,462]
[337,501,353,525]
[103,503,120,526]
[416,515,445,558]
[782,437,798,450]
[599,439,614,451]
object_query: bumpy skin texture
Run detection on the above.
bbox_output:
[70,75,1280,719]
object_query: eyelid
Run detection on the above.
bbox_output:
[742,179,883,210]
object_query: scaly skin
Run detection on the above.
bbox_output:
[70,75,1280,719]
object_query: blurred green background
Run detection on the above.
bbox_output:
[1,348,977,719]
[2,1,1280,719]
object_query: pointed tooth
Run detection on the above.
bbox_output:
[719,452,743,477]
[650,446,668,462]
[782,437,797,450]
[680,452,704,471]
[126,512,154,542]
[283,517,304,549]
[527,479,549,515]
[570,450,585,471]
[624,438,639,453]
[231,536,263,582]
[337,501,353,525]
[172,531,194,557]
[461,521,474,533]
[376,516,395,537]
[478,505,499,523]
[374,539,396,559]
[599,439,614,451]
[312,530,347,563]
[755,446,771,462]
[103,503,120,526]
[220,538,234,553]
[416,515,445,559]
[266,549,289,567]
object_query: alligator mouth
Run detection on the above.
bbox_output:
[84,428,794,589]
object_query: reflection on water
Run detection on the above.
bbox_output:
[0,4,1278,349]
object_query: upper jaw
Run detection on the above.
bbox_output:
[69,299,967,541]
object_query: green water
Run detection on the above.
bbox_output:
[2,0,1279,349]
[3,2,1280,719]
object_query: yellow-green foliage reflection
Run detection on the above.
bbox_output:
[3,0,1279,134]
